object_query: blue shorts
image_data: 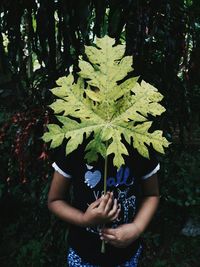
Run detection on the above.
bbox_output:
[67,245,142,267]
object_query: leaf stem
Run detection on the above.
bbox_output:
[103,145,108,194]
[101,141,108,253]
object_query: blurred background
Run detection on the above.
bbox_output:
[0,1,199,266]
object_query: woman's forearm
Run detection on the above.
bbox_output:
[48,200,85,226]
[48,193,119,228]
[132,196,160,234]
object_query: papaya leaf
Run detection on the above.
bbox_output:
[42,124,64,148]
[85,130,107,163]
[42,35,170,169]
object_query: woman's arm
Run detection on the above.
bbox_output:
[132,173,160,234]
[48,171,120,227]
[101,173,160,247]
[48,170,85,226]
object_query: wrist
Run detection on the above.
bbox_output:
[71,211,89,228]
[79,213,89,227]
[80,213,96,227]
[132,222,143,238]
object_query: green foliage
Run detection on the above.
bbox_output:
[160,146,200,210]
[141,231,200,267]
[0,1,200,266]
[42,36,170,168]
[0,174,68,267]
[17,240,46,267]
[153,260,168,267]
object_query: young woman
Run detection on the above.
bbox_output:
[48,139,160,267]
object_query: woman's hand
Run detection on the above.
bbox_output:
[100,223,141,248]
[82,192,121,227]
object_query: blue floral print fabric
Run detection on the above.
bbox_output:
[67,245,143,267]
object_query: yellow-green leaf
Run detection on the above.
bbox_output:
[42,35,170,169]
[42,124,64,148]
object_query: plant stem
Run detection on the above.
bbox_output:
[103,147,108,194]
[101,143,108,253]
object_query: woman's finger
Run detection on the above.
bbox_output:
[101,227,116,236]
[107,199,119,217]
[98,192,110,210]
[110,207,121,221]
[104,192,114,213]
[90,197,102,208]
[100,233,116,241]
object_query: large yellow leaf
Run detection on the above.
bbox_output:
[42,35,170,169]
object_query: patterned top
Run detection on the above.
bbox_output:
[52,139,160,266]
